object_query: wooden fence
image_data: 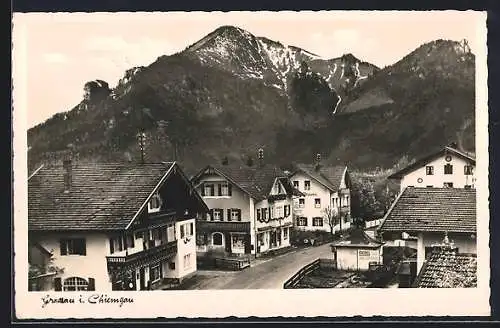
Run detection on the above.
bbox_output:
[283,259,321,289]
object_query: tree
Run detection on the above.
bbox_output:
[322,206,340,235]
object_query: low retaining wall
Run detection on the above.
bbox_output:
[283,258,336,289]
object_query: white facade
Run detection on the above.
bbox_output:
[290,171,351,233]
[335,247,383,271]
[398,153,476,192]
[195,170,294,257]
[34,218,197,291]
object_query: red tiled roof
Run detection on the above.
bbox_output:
[413,248,477,288]
[192,164,301,201]
[389,146,476,179]
[379,187,476,233]
[28,162,175,231]
[292,164,347,192]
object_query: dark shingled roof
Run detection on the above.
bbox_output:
[331,228,384,248]
[192,164,302,201]
[379,187,476,233]
[28,162,176,231]
[413,248,477,288]
[388,146,476,179]
[292,164,347,192]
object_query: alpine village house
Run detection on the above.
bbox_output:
[378,144,477,286]
[28,159,208,291]
[190,155,303,263]
[288,156,352,234]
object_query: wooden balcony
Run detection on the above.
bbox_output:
[197,220,250,233]
[106,240,177,273]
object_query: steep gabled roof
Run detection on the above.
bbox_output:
[28,162,198,231]
[413,248,477,288]
[379,187,476,233]
[291,164,348,192]
[388,146,476,179]
[191,164,302,201]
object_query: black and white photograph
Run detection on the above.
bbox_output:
[13,10,489,318]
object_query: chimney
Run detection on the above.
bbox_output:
[63,158,72,193]
[258,148,264,168]
[315,153,322,171]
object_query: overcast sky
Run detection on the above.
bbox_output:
[13,11,485,128]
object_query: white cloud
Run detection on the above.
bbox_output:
[42,52,68,64]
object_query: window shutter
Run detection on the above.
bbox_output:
[305,217,308,226]
[87,278,95,291]
[54,278,62,291]
[218,184,222,196]
[237,209,242,221]
[81,239,87,255]
[257,209,261,220]
[220,209,224,221]
[109,238,114,254]
[201,184,205,196]
[210,185,215,196]
[210,209,214,221]
[60,240,67,255]
[268,207,271,219]
[190,222,194,235]
[130,235,135,248]
[228,184,232,196]
[227,209,232,221]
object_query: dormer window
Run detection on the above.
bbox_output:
[148,192,162,213]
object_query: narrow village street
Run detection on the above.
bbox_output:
[177,244,334,290]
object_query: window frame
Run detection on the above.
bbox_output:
[150,264,161,283]
[314,198,321,208]
[61,238,86,256]
[293,181,299,189]
[444,164,453,175]
[304,180,311,191]
[203,183,215,197]
[63,277,88,291]
[148,191,162,213]
[297,217,308,226]
[183,253,192,269]
[312,217,324,227]
[212,232,223,246]
[298,198,305,208]
[464,165,474,175]
[426,165,434,175]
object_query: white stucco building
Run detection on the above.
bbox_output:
[28,161,208,291]
[388,145,476,192]
[288,163,352,233]
[191,164,302,259]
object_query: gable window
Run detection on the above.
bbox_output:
[213,209,223,221]
[180,222,194,238]
[229,208,242,221]
[313,217,324,227]
[60,238,86,256]
[274,182,283,194]
[314,198,321,208]
[304,181,311,191]
[148,192,162,213]
[299,198,305,208]
[219,182,232,196]
[212,232,223,246]
[464,165,474,175]
[63,277,89,291]
[443,182,454,188]
[426,166,434,175]
[203,183,215,197]
[275,206,283,218]
[297,217,308,226]
[444,164,453,175]
[293,181,299,188]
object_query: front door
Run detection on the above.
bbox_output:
[224,232,232,254]
[270,231,277,248]
[139,267,146,291]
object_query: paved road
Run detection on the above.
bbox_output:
[180,243,334,290]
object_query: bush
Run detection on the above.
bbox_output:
[291,229,334,246]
